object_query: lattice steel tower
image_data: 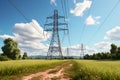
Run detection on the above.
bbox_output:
[80,43,85,59]
[44,10,68,59]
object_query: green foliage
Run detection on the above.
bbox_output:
[117,47,120,53]
[22,52,28,59]
[110,44,117,54]
[0,60,67,79]
[84,43,120,60]
[0,55,10,61]
[84,52,111,60]
[67,61,81,80]
[68,60,120,80]
[1,38,21,60]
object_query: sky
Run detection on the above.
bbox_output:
[0,0,120,56]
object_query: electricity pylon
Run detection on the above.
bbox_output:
[66,48,69,58]
[44,10,68,59]
[80,43,85,59]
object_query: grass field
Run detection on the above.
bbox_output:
[68,60,120,80]
[1,60,120,80]
[0,59,67,80]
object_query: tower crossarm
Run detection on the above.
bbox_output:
[45,23,67,26]
[47,16,53,19]
[44,10,68,59]
[58,23,67,26]
[47,16,65,19]
[58,16,65,19]
[44,28,53,31]
[58,28,68,31]
[44,23,53,26]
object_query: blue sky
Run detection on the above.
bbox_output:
[0,0,120,56]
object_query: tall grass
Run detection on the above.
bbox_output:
[68,60,120,80]
[0,60,67,79]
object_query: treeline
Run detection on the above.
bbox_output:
[0,38,28,61]
[84,44,120,60]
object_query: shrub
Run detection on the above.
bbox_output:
[0,55,10,61]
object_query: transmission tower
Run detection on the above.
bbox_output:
[44,10,68,59]
[66,48,69,58]
[80,43,85,59]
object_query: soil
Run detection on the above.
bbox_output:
[22,63,72,80]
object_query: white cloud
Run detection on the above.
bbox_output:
[50,0,57,6]
[94,41,111,52]
[68,44,81,56]
[0,19,50,56]
[73,0,76,4]
[105,26,120,41]
[0,34,14,39]
[85,15,100,25]
[66,42,111,56]
[70,0,92,16]
[85,46,96,54]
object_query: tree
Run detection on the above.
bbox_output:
[110,44,117,54]
[0,55,10,61]
[117,47,120,53]
[22,52,28,59]
[1,38,21,60]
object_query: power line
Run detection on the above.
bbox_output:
[60,0,71,47]
[64,0,68,18]
[66,0,69,18]
[8,0,44,35]
[8,0,29,22]
[60,0,69,20]
[87,0,120,44]
[78,0,95,44]
[64,0,71,47]
[61,0,65,17]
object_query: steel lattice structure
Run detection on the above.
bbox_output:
[44,10,68,59]
[80,43,85,59]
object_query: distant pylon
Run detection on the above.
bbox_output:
[67,48,69,58]
[80,43,85,59]
[44,10,68,59]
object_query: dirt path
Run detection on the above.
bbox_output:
[22,63,72,80]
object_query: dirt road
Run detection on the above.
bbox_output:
[22,63,72,80]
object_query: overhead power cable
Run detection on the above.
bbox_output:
[78,0,95,43]
[61,0,66,17]
[87,0,120,44]
[60,0,71,47]
[8,0,44,35]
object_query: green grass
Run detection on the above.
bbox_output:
[1,60,120,80]
[68,60,120,80]
[0,59,67,80]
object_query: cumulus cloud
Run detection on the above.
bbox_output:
[94,41,111,52]
[50,0,57,6]
[85,46,96,54]
[66,42,111,56]
[105,26,120,41]
[0,34,14,39]
[70,0,92,16]
[85,15,100,25]
[0,19,50,56]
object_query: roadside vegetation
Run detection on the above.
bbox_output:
[84,44,120,60]
[0,38,28,61]
[1,38,120,80]
[68,60,120,80]
[0,60,67,80]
